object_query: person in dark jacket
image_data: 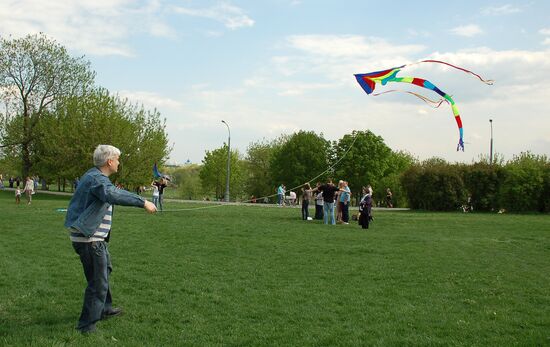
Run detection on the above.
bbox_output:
[317,179,342,225]
[358,186,373,229]
[65,145,157,334]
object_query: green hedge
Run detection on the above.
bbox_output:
[401,162,466,211]
[401,153,549,212]
[499,153,549,212]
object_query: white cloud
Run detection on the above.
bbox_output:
[116,90,184,111]
[0,0,175,57]
[540,28,550,44]
[276,82,334,96]
[173,2,254,30]
[450,24,483,37]
[267,35,427,89]
[481,4,522,15]
[407,29,432,38]
[287,35,425,58]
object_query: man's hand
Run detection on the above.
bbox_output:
[144,200,158,213]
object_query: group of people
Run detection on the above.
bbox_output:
[3,175,40,189]
[285,179,371,227]
[14,176,35,205]
[0,173,43,205]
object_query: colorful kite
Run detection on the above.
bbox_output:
[354,60,493,151]
[153,163,164,179]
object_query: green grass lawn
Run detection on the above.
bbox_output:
[1,190,549,346]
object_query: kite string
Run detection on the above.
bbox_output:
[162,131,362,212]
[372,90,448,108]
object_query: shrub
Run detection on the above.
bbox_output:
[401,160,467,211]
[460,162,503,211]
[498,152,548,212]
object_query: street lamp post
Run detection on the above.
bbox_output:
[221,120,231,202]
[489,119,493,164]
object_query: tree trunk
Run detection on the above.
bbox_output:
[21,143,32,178]
[21,108,32,178]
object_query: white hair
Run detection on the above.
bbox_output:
[93,145,121,167]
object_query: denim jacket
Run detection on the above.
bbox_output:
[64,167,145,237]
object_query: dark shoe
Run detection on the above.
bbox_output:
[78,324,97,334]
[102,307,123,320]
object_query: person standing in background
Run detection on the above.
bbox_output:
[301,183,313,220]
[386,188,393,208]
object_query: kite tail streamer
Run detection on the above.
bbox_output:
[449,100,465,151]
[417,60,494,85]
[457,138,464,151]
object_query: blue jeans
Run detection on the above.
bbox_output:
[158,194,164,211]
[341,202,349,223]
[301,200,309,220]
[152,196,159,208]
[73,241,113,331]
[323,202,335,225]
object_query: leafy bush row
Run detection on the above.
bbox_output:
[401,153,550,212]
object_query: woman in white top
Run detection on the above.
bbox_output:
[314,182,324,220]
[23,176,34,204]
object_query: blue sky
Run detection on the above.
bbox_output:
[1,1,549,164]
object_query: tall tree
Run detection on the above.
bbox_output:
[172,164,203,200]
[270,131,330,192]
[34,88,169,189]
[200,145,245,201]
[333,130,393,195]
[0,33,95,176]
[373,150,416,206]
[244,139,279,199]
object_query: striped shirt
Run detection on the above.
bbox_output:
[70,205,113,242]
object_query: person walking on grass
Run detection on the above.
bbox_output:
[22,176,34,205]
[15,187,21,204]
[277,184,285,206]
[65,145,157,334]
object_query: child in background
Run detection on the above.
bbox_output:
[15,187,21,204]
[151,183,160,208]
